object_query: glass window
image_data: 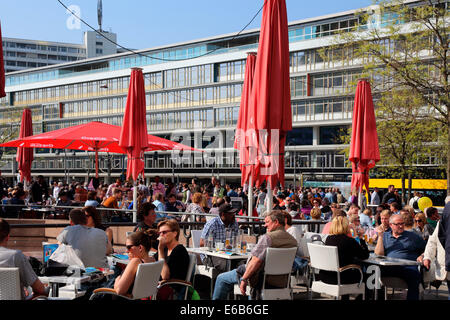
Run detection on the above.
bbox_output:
[286,127,313,145]
[319,125,348,145]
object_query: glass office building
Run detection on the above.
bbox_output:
[0,1,444,185]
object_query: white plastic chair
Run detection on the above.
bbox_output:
[0,268,21,300]
[190,229,214,298]
[307,243,365,300]
[89,260,164,300]
[234,247,297,300]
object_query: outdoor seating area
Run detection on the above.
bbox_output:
[0,0,449,308]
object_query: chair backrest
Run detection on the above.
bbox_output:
[186,253,197,283]
[131,260,164,300]
[191,230,203,248]
[307,243,340,272]
[0,268,21,300]
[264,247,297,275]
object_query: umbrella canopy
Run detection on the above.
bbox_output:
[0,21,6,98]
[119,68,148,181]
[248,0,292,188]
[0,121,198,177]
[235,52,257,187]
[349,79,380,192]
[16,108,33,183]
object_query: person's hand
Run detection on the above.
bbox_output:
[158,235,167,250]
[375,225,385,235]
[417,255,423,263]
[240,280,248,296]
[423,259,431,270]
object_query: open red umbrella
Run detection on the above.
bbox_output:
[248,0,292,189]
[0,121,197,178]
[119,68,148,181]
[349,79,380,193]
[16,108,33,183]
[235,52,257,187]
[0,21,6,98]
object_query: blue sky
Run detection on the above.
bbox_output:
[1,0,373,49]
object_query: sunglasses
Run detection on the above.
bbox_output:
[126,244,137,250]
[391,222,405,226]
[415,220,423,223]
[159,230,173,235]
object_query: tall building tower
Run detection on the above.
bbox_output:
[83,0,117,58]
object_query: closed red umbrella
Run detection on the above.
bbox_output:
[349,79,380,193]
[0,21,6,98]
[248,0,292,189]
[235,52,257,187]
[119,68,148,181]
[16,108,33,183]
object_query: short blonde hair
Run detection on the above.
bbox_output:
[329,216,350,235]
[362,208,372,216]
[192,192,203,204]
[310,207,322,220]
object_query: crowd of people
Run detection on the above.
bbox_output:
[1,174,450,301]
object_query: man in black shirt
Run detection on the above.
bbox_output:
[30,175,49,203]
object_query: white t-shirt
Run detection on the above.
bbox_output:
[286,226,303,257]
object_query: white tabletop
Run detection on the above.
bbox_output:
[363,253,420,266]
[187,247,250,260]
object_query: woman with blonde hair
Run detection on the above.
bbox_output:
[319,216,369,298]
[182,192,205,222]
[413,212,430,240]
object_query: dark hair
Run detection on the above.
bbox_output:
[83,206,103,228]
[69,209,87,225]
[288,202,298,212]
[13,189,25,199]
[59,190,68,198]
[87,191,97,200]
[283,211,292,226]
[390,202,402,211]
[128,230,158,252]
[0,219,10,242]
[168,193,176,199]
[426,207,438,218]
[140,202,156,217]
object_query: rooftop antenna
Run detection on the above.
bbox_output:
[97,0,103,32]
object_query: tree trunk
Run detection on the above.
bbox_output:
[408,171,412,203]
[448,114,450,196]
[401,175,406,206]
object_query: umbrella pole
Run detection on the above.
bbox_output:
[133,180,137,223]
[95,149,99,178]
[267,183,273,216]
[248,174,253,218]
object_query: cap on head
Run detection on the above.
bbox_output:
[219,203,238,215]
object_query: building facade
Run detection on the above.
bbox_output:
[0,1,445,186]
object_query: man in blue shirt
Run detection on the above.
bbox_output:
[199,203,240,274]
[375,214,426,300]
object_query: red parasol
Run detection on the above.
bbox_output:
[0,121,197,178]
[0,21,6,98]
[349,79,380,192]
[119,68,148,181]
[16,109,33,183]
[235,52,257,187]
[248,0,292,189]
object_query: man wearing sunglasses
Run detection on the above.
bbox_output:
[375,214,426,300]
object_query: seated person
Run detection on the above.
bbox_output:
[84,191,100,207]
[283,212,308,274]
[375,214,426,300]
[56,190,73,216]
[212,210,297,300]
[57,209,109,268]
[319,216,369,297]
[156,219,190,281]
[133,202,157,232]
[83,206,114,255]
[0,219,48,299]
[5,189,26,218]
[112,230,158,297]
[199,203,240,274]
[164,194,184,219]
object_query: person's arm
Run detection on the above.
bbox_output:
[239,256,263,295]
[31,278,48,298]
[113,258,140,296]
[158,239,171,280]
[374,226,385,256]
[105,228,114,255]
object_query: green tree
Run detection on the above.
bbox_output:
[335,0,449,194]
